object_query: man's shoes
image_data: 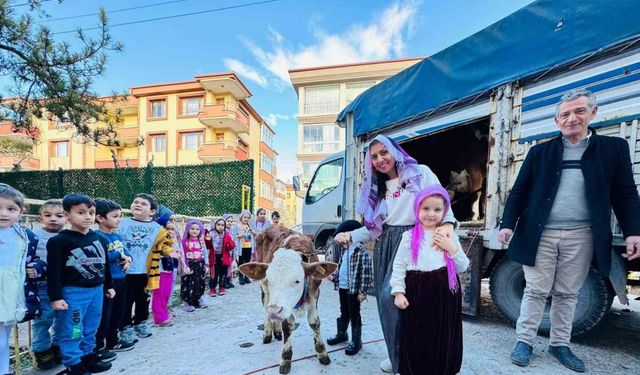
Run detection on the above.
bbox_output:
[548,345,586,373]
[134,321,152,338]
[108,339,135,352]
[95,348,117,362]
[511,341,533,367]
[81,353,112,373]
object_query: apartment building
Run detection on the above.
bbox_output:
[285,183,298,226]
[0,72,278,210]
[288,58,422,184]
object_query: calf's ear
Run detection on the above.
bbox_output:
[240,262,269,280]
[303,262,338,279]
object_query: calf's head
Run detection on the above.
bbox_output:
[240,248,337,321]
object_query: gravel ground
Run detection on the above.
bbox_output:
[18,279,640,375]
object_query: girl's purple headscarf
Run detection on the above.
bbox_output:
[182,219,205,250]
[411,185,459,293]
[356,134,422,240]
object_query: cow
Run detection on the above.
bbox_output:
[240,225,337,374]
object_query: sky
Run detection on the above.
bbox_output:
[9,0,534,182]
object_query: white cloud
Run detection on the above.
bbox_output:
[227,1,419,88]
[223,58,268,88]
[264,113,292,127]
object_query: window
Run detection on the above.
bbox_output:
[150,99,166,118]
[181,132,204,150]
[302,161,320,182]
[260,183,274,201]
[306,158,343,204]
[261,153,275,175]
[180,96,204,116]
[302,123,340,153]
[53,141,69,157]
[215,132,225,142]
[304,85,340,115]
[150,134,166,152]
[261,126,274,148]
[346,81,375,104]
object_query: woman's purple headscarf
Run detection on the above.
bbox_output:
[411,185,458,293]
[356,134,422,240]
[182,219,205,250]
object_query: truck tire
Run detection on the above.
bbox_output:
[489,257,613,336]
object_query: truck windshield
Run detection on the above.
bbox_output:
[306,158,343,204]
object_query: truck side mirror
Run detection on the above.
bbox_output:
[292,176,301,192]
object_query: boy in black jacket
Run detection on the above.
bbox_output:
[47,194,114,375]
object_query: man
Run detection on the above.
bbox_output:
[498,89,640,373]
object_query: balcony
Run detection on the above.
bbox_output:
[198,141,248,163]
[195,73,251,99]
[94,158,140,169]
[115,126,140,147]
[198,104,249,133]
[0,122,38,145]
[0,153,39,171]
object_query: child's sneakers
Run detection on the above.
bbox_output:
[198,297,208,308]
[119,326,137,345]
[108,339,135,352]
[183,304,196,312]
[32,349,54,370]
[81,353,112,373]
[95,348,117,362]
[156,319,173,327]
[134,321,152,338]
[209,288,217,297]
[218,287,225,296]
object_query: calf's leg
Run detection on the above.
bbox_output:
[279,316,295,374]
[307,301,331,365]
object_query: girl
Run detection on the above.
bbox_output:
[334,134,456,373]
[250,208,271,261]
[233,211,254,285]
[206,218,236,296]
[0,184,44,375]
[180,220,208,311]
[222,214,236,289]
[152,217,183,325]
[271,211,281,226]
[390,185,469,375]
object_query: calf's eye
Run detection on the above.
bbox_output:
[295,280,300,284]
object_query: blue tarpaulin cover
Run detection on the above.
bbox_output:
[337,0,640,136]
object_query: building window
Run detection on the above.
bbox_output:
[261,126,274,148]
[260,183,274,201]
[149,99,166,119]
[261,153,275,175]
[346,81,375,104]
[181,131,204,150]
[215,132,225,142]
[304,84,340,115]
[53,141,69,157]
[302,123,340,153]
[180,96,204,116]
[150,134,166,152]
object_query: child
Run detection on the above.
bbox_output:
[326,220,373,356]
[47,193,115,374]
[222,214,236,289]
[0,184,44,375]
[390,185,469,375]
[152,217,183,326]
[181,220,208,311]
[271,211,281,226]
[94,199,135,360]
[205,218,236,297]
[31,199,66,370]
[233,211,254,285]
[118,193,162,343]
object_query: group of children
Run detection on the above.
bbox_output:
[0,182,281,375]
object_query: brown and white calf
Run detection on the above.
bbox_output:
[240,227,337,374]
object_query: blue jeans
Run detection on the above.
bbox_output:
[56,286,103,367]
[31,282,58,352]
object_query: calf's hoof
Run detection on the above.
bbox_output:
[274,331,283,341]
[263,335,272,344]
[279,361,291,374]
[318,355,331,365]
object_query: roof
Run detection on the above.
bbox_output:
[287,57,423,73]
[337,0,640,136]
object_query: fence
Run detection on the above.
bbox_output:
[0,160,254,216]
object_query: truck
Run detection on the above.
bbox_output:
[295,0,640,336]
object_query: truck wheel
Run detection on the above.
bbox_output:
[489,257,613,336]
[317,233,336,262]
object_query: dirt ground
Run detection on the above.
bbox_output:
[18,279,640,375]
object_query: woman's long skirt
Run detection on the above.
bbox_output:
[374,224,413,373]
[399,268,463,375]
[180,259,206,307]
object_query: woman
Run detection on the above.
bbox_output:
[334,134,456,373]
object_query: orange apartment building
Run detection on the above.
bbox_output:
[0,72,278,211]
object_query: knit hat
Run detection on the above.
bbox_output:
[333,220,363,236]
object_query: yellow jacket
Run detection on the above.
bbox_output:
[145,228,175,291]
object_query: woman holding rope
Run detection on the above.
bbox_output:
[334,134,457,374]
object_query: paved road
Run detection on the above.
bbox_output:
[21,280,640,375]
